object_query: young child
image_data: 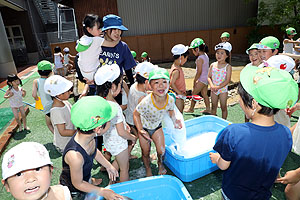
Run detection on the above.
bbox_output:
[283,27,300,54]
[186,38,210,113]
[207,42,232,119]
[59,96,123,199]
[246,43,263,67]
[94,64,136,182]
[125,62,157,158]
[210,66,298,200]
[4,74,28,132]
[220,32,230,43]
[44,75,76,153]
[257,36,280,61]
[169,44,189,113]
[2,142,71,200]
[53,46,65,76]
[133,68,182,177]
[32,60,54,133]
[131,50,139,64]
[76,14,118,83]
[141,51,151,62]
[63,47,75,73]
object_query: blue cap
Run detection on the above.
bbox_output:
[102,14,128,31]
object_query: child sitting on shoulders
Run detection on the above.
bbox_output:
[125,62,158,158]
[32,60,54,133]
[44,75,76,153]
[208,42,232,119]
[133,68,182,177]
[95,64,136,182]
[210,66,298,200]
[59,96,123,200]
[2,142,71,200]
[170,44,189,113]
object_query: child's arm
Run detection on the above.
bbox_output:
[79,84,89,99]
[94,149,119,181]
[207,63,218,92]
[283,39,300,44]
[217,65,232,89]
[4,89,13,99]
[116,122,136,141]
[133,109,152,141]
[277,167,300,184]
[209,152,231,170]
[170,70,184,95]
[194,58,203,85]
[32,79,39,101]
[168,110,182,129]
[56,123,76,136]
[21,88,26,97]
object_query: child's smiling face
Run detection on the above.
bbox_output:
[150,78,169,97]
[216,49,228,62]
[248,49,261,66]
[4,165,52,200]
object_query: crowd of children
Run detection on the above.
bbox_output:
[2,11,300,199]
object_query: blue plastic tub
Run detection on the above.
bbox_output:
[164,115,231,182]
[97,175,192,200]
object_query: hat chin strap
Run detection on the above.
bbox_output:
[55,96,63,102]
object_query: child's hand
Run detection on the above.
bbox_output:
[138,129,152,142]
[174,119,182,129]
[83,78,95,85]
[276,170,300,185]
[125,123,131,133]
[106,165,119,182]
[209,152,220,164]
[99,188,124,200]
[286,103,300,118]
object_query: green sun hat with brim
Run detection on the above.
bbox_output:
[240,66,298,109]
[257,36,280,50]
[71,96,118,131]
[148,68,170,82]
[141,52,148,58]
[189,38,205,49]
[220,32,230,38]
[246,43,259,54]
[286,27,297,35]
[37,60,53,71]
[131,51,137,58]
[76,35,93,52]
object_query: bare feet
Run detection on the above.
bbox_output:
[146,168,153,177]
[24,126,30,131]
[130,154,138,159]
[158,166,167,175]
[91,178,102,185]
[200,110,210,114]
[185,109,194,113]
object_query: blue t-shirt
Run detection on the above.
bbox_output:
[99,41,136,73]
[214,122,292,200]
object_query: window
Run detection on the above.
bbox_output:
[5,25,26,50]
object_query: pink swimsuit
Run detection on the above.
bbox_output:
[212,64,228,95]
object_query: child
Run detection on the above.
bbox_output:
[210,66,298,200]
[141,51,151,62]
[76,14,118,83]
[44,75,76,153]
[2,142,71,200]
[32,60,54,133]
[94,64,137,182]
[125,62,157,158]
[283,27,300,54]
[186,38,210,113]
[220,32,230,43]
[59,96,123,199]
[257,36,280,61]
[63,47,75,73]
[245,43,263,67]
[208,42,232,119]
[133,68,182,177]
[53,46,65,76]
[4,74,28,132]
[170,44,189,113]
[131,50,139,64]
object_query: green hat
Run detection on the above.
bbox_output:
[257,36,280,50]
[189,38,204,49]
[131,51,137,58]
[240,66,298,109]
[149,68,170,81]
[37,60,53,71]
[71,96,117,131]
[141,52,148,58]
[246,43,259,54]
[220,32,230,38]
[286,27,297,35]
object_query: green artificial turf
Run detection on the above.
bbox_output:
[0,108,14,131]
[0,71,299,199]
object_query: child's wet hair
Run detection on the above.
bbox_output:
[7,74,22,88]
[82,14,103,37]
[194,44,209,53]
[173,50,189,60]
[136,74,147,84]
[237,83,279,116]
[54,46,61,53]
[96,75,122,98]
[38,70,52,76]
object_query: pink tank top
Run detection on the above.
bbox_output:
[170,65,186,93]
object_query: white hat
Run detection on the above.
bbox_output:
[215,42,232,52]
[266,55,295,72]
[44,75,73,96]
[2,142,52,180]
[171,44,189,55]
[135,62,158,79]
[63,47,70,52]
[94,64,121,85]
